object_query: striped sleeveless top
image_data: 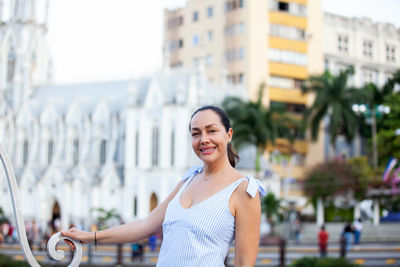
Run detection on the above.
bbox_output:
[156,166,266,267]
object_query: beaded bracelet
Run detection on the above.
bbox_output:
[94,231,97,250]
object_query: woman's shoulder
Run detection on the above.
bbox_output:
[234,175,266,199]
[181,166,203,181]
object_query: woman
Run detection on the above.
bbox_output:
[62,105,265,266]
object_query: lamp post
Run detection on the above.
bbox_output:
[352,104,390,169]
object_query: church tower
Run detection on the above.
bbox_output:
[0,0,52,113]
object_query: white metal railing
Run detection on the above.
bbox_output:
[0,143,82,267]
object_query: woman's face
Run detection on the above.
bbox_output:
[190,109,232,165]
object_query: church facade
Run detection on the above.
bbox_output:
[0,0,260,231]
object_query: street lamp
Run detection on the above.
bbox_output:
[352,104,390,169]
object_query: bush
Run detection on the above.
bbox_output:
[0,254,30,267]
[290,257,357,267]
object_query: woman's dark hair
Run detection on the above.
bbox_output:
[190,105,239,167]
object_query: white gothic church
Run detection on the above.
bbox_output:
[0,0,266,231]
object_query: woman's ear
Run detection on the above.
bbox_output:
[227,128,233,142]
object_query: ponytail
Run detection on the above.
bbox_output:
[227,142,239,168]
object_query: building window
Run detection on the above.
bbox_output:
[207,30,214,42]
[238,73,244,84]
[338,34,349,53]
[193,11,199,22]
[239,0,244,8]
[225,22,245,36]
[192,57,199,68]
[23,140,29,165]
[278,1,289,12]
[239,47,245,59]
[100,139,106,164]
[135,130,139,167]
[192,34,199,46]
[171,129,175,167]
[167,16,183,29]
[73,138,79,166]
[386,44,396,62]
[269,48,307,66]
[169,39,184,51]
[324,59,329,70]
[206,54,214,66]
[363,40,373,58]
[48,140,54,165]
[225,47,246,62]
[151,126,159,167]
[270,24,305,41]
[207,6,213,18]
[362,68,378,85]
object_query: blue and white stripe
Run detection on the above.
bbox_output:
[156,166,265,267]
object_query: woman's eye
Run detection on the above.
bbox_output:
[192,133,199,136]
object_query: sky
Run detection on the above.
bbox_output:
[46,0,400,84]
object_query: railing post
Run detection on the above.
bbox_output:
[340,237,347,258]
[117,244,123,265]
[279,238,286,267]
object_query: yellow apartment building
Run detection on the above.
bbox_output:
[163,0,324,202]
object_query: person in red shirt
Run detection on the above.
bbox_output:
[318,225,329,258]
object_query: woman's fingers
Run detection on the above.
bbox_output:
[64,239,76,251]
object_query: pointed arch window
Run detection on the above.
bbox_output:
[23,140,29,165]
[48,140,54,165]
[171,129,175,166]
[73,138,79,166]
[100,139,107,164]
[7,47,16,83]
[151,126,159,167]
[135,130,139,167]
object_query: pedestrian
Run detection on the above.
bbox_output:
[294,218,302,244]
[341,222,353,251]
[318,225,329,258]
[62,105,266,266]
[352,218,363,246]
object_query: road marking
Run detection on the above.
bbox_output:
[386,259,396,264]
[36,255,45,261]
[102,256,113,262]
[261,259,273,264]
[150,257,158,262]
[13,255,25,260]
[354,259,365,265]
[82,255,88,262]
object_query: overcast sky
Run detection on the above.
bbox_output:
[46,0,400,84]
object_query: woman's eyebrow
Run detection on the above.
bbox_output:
[191,124,218,131]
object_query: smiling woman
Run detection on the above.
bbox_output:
[61,105,265,267]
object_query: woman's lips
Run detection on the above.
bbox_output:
[200,146,216,155]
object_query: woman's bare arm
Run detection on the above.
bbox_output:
[230,181,261,267]
[62,180,184,246]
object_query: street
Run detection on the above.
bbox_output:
[1,242,400,266]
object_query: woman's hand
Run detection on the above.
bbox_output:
[61,228,94,251]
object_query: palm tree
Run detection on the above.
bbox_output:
[361,69,400,168]
[302,67,362,155]
[222,83,295,177]
[261,192,281,236]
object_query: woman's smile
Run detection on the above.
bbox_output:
[200,146,216,155]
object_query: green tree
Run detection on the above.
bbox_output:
[261,192,281,236]
[91,207,121,230]
[376,93,400,166]
[222,83,297,177]
[301,67,361,153]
